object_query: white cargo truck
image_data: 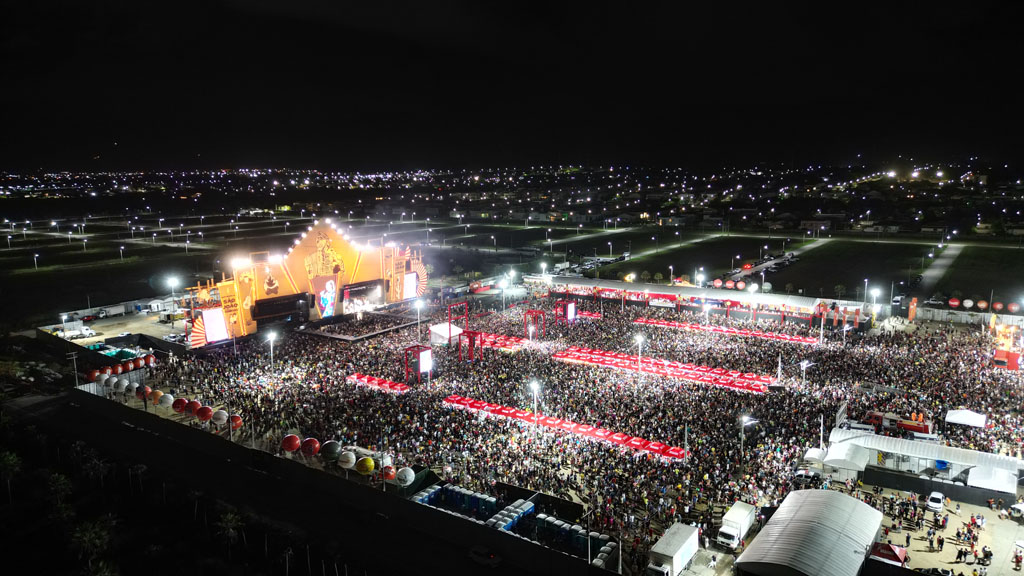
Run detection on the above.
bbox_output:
[99,304,127,318]
[646,522,699,576]
[716,501,756,550]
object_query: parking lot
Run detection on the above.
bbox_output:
[63,311,184,346]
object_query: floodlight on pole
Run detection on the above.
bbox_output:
[267,332,277,368]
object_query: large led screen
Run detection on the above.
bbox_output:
[202,308,230,343]
[403,272,419,301]
[342,280,385,315]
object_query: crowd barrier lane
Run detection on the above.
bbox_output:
[442,394,688,460]
[552,346,771,394]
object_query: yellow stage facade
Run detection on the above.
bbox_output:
[187,220,427,344]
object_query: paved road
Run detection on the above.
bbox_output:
[919,244,963,297]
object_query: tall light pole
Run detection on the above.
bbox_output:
[529,380,540,440]
[668,265,674,283]
[167,276,179,328]
[267,332,277,368]
[491,235,496,251]
[799,360,814,387]
[61,314,67,336]
[415,300,423,342]
[651,235,659,253]
[863,278,868,308]
[33,253,38,269]
[740,416,759,472]
[541,262,547,277]
[120,246,124,261]
[732,254,741,270]
[608,241,613,256]
[5,235,10,249]
[82,239,87,252]
[634,334,644,373]
[68,231,72,244]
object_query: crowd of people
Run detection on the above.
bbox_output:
[144,294,1024,574]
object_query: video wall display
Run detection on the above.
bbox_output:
[403,272,419,301]
[342,279,385,315]
[201,308,230,343]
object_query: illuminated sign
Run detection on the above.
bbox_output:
[418,349,433,372]
[403,272,418,301]
[202,308,229,343]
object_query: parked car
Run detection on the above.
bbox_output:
[923,299,944,306]
[792,468,821,485]
[80,315,97,322]
[926,491,944,513]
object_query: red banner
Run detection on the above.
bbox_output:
[442,394,688,459]
[633,317,817,345]
[551,346,771,393]
[346,373,410,394]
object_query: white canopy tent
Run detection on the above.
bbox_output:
[945,410,987,429]
[736,491,882,576]
[967,467,1019,494]
[829,428,1022,473]
[429,323,463,346]
[823,442,872,472]
[804,448,826,464]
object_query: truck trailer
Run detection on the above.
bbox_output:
[647,523,699,576]
[716,501,756,550]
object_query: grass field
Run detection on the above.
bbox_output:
[764,240,929,299]
[592,235,808,282]
[932,245,1024,301]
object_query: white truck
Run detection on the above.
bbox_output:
[99,304,127,318]
[716,501,756,550]
[646,523,699,576]
[58,326,96,340]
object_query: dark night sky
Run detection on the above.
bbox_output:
[2,1,1022,171]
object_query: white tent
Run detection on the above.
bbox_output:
[823,442,872,472]
[804,448,827,464]
[429,323,463,346]
[967,467,1018,494]
[829,428,1021,473]
[945,410,987,428]
[736,491,882,576]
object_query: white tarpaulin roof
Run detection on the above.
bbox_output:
[737,490,882,576]
[945,410,987,429]
[428,323,462,345]
[804,448,826,464]
[830,428,1024,472]
[824,443,872,471]
[967,467,1018,494]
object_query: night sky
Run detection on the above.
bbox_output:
[2,2,1022,171]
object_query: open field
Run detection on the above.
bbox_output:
[932,244,1024,301]
[764,240,931,299]
[593,235,808,282]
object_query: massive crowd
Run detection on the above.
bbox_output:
[146,295,1024,574]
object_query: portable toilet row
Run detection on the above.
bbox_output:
[486,498,535,531]
[411,483,442,504]
[438,484,498,516]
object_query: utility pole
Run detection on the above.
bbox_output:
[66,352,79,387]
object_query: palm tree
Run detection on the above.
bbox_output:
[653,272,664,284]
[84,456,110,489]
[0,450,21,504]
[640,270,651,283]
[49,472,72,506]
[215,511,245,561]
[834,284,846,299]
[785,283,794,295]
[72,519,112,570]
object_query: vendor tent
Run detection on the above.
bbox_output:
[823,442,871,472]
[804,447,826,464]
[429,323,463,345]
[736,490,882,576]
[945,409,987,428]
[967,466,1018,494]
[868,542,907,566]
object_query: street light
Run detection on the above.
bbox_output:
[82,239,87,252]
[668,265,674,284]
[120,246,124,261]
[529,380,540,439]
[167,277,179,328]
[491,235,496,251]
[500,279,508,309]
[415,300,423,342]
[731,254,741,270]
[267,332,277,368]
[740,416,759,471]
[33,253,38,269]
[696,273,705,287]
[799,360,815,387]
[541,262,547,276]
[634,334,644,372]
[608,241,613,256]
